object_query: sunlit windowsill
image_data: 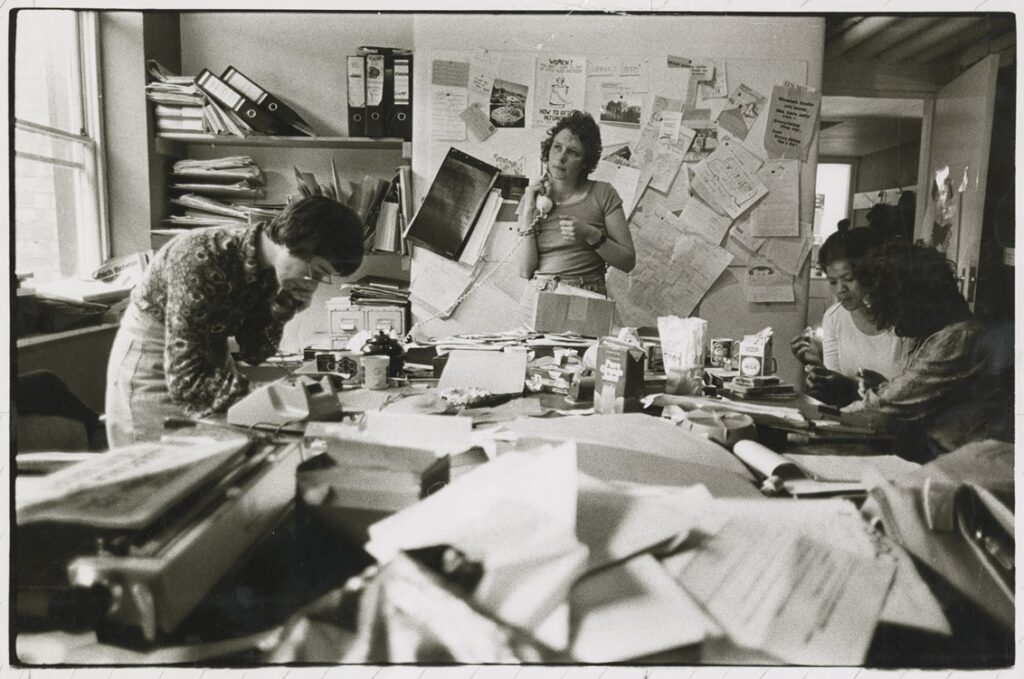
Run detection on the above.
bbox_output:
[17,322,120,349]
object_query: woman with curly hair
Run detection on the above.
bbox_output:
[790,228,916,406]
[843,240,1013,461]
[517,110,635,310]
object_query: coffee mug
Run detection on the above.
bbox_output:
[362,355,390,390]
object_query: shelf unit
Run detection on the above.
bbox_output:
[154,134,405,157]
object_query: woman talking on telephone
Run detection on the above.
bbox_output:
[105,196,363,446]
[517,110,635,308]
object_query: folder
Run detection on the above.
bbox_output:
[195,69,278,135]
[364,53,386,138]
[389,53,412,141]
[221,66,314,136]
[346,55,367,137]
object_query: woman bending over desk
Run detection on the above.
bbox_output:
[790,228,915,407]
[105,196,364,446]
[517,110,635,315]
[842,241,1013,461]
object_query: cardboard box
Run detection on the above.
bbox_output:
[594,339,647,414]
[737,334,774,377]
[533,291,615,338]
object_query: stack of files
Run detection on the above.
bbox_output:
[166,193,282,229]
[170,157,266,199]
[347,275,410,307]
[145,60,210,135]
[172,156,263,183]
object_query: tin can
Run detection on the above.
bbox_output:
[709,338,734,367]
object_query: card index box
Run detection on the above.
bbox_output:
[533,291,616,338]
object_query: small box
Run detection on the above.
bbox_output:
[533,291,615,338]
[326,297,407,349]
[594,338,646,414]
[737,333,774,377]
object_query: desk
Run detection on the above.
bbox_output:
[13,384,1013,667]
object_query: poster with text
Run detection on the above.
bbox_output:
[764,84,821,160]
[534,56,587,125]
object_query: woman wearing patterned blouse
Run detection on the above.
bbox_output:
[105,196,363,446]
[842,241,1013,461]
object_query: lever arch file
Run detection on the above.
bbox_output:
[365,54,386,137]
[196,69,278,135]
[346,55,367,137]
[221,66,314,136]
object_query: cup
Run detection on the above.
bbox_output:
[362,355,390,390]
[709,338,734,367]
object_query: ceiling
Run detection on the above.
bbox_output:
[818,13,1015,158]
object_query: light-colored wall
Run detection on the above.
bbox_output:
[179,12,414,138]
[409,14,825,386]
[855,139,920,194]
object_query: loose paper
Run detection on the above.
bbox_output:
[765,83,821,160]
[750,159,800,237]
[691,143,769,219]
[699,59,728,100]
[668,513,896,665]
[716,83,767,140]
[760,220,812,276]
[431,86,468,140]
[679,195,733,246]
[599,81,644,127]
[431,59,470,88]
[469,50,500,97]
[637,164,691,214]
[490,78,528,128]
[647,144,687,194]
[681,120,717,161]
[590,160,643,218]
[657,111,683,142]
[619,57,644,77]
[460,103,496,141]
[719,135,765,174]
[745,254,795,303]
[534,56,587,125]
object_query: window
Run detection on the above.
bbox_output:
[812,161,854,248]
[14,10,108,285]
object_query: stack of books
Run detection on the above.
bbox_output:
[720,374,797,401]
[146,60,315,139]
[346,276,410,307]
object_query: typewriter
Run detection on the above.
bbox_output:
[15,431,303,643]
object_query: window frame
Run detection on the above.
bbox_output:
[13,10,109,276]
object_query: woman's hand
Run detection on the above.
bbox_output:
[558,216,603,245]
[790,329,823,366]
[804,365,859,405]
[856,369,887,399]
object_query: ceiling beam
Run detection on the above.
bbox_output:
[876,16,985,64]
[823,57,956,99]
[953,28,1017,69]
[825,16,901,60]
[842,17,944,62]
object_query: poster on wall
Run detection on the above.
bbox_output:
[534,56,587,125]
[763,83,821,160]
[490,78,529,128]
[599,81,644,127]
[716,83,767,140]
[431,59,471,141]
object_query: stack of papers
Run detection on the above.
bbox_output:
[346,276,411,307]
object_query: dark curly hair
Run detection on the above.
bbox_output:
[817,227,885,284]
[266,195,364,276]
[540,110,602,180]
[868,240,971,338]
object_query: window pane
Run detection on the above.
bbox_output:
[15,157,84,284]
[15,127,87,166]
[14,10,81,134]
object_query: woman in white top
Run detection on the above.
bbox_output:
[791,228,913,406]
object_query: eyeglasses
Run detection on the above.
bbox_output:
[304,264,333,285]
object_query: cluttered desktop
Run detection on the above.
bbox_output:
[12,296,1015,668]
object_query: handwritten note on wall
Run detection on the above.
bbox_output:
[764,84,821,160]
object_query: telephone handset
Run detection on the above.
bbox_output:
[535,172,554,216]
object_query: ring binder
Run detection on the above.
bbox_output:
[365,54,386,138]
[389,54,413,141]
[347,55,367,137]
[195,69,279,135]
[221,66,314,136]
